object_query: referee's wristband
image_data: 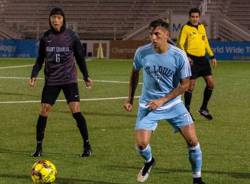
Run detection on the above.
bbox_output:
[210,56,215,59]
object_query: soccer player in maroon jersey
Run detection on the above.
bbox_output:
[29,7,92,157]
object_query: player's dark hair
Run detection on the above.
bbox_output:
[49,7,66,32]
[189,8,201,16]
[149,19,169,31]
[50,7,65,18]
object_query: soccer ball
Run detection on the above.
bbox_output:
[31,160,57,184]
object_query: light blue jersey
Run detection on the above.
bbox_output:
[133,43,202,179]
[134,43,191,110]
[133,43,192,132]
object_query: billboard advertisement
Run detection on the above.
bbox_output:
[210,41,250,60]
[0,40,37,57]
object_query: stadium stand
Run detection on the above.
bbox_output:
[0,0,199,40]
[204,0,250,40]
[0,0,249,40]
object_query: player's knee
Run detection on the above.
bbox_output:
[40,104,51,117]
[207,82,214,89]
[69,102,80,113]
[206,78,215,89]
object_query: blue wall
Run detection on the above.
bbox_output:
[0,40,37,57]
[210,41,250,60]
[0,40,250,60]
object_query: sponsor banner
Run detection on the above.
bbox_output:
[110,40,148,59]
[210,41,250,60]
[0,39,37,57]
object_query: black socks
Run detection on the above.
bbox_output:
[201,87,213,110]
[72,112,90,148]
[184,91,192,111]
[36,115,48,143]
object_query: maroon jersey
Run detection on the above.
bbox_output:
[31,28,89,86]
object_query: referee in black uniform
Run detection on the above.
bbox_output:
[29,7,92,157]
[178,8,217,120]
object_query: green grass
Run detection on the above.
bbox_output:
[0,58,250,184]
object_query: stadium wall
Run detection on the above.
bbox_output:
[0,40,250,60]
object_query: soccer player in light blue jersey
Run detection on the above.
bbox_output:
[123,19,205,184]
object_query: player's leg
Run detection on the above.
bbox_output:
[135,108,157,182]
[32,85,60,157]
[184,79,196,111]
[184,55,199,114]
[63,83,91,157]
[199,75,214,120]
[136,130,155,182]
[69,101,91,157]
[167,103,204,184]
[184,79,196,120]
[180,124,205,184]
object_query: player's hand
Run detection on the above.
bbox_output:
[29,77,37,87]
[211,58,217,68]
[84,78,93,89]
[146,98,165,110]
[123,100,133,112]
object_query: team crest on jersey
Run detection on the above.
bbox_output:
[145,64,174,82]
[46,46,70,52]
[189,32,197,38]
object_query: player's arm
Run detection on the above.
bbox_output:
[177,26,193,63]
[123,68,140,112]
[124,47,142,112]
[177,26,187,51]
[204,28,217,67]
[73,34,92,89]
[29,38,46,87]
[147,78,190,110]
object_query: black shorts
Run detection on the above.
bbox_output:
[41,83,80,105]
[188,55,212,79]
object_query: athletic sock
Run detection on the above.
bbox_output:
[137,144,152,163]
[184,91,192,111]
[72,112,90,148]
[201,87,213,110]
[188,143,202,178]
[36,115,48,144]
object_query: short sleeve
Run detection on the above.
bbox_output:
[133,47,143,70]
[178,51,192,79]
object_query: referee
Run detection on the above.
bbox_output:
[178,8,217,120]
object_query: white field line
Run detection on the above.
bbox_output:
[0,96,140,104]
[0,60,94,70]
[0,76,143,84]
[0,64,33,69]
[0,60,90,70]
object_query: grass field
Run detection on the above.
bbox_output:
[0,58,250,184]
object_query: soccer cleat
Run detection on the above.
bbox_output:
[81,145,92,157]
[193,177,205,184]
[32,145,42,157]
[199,109,213,120]
[137,157,155,182]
